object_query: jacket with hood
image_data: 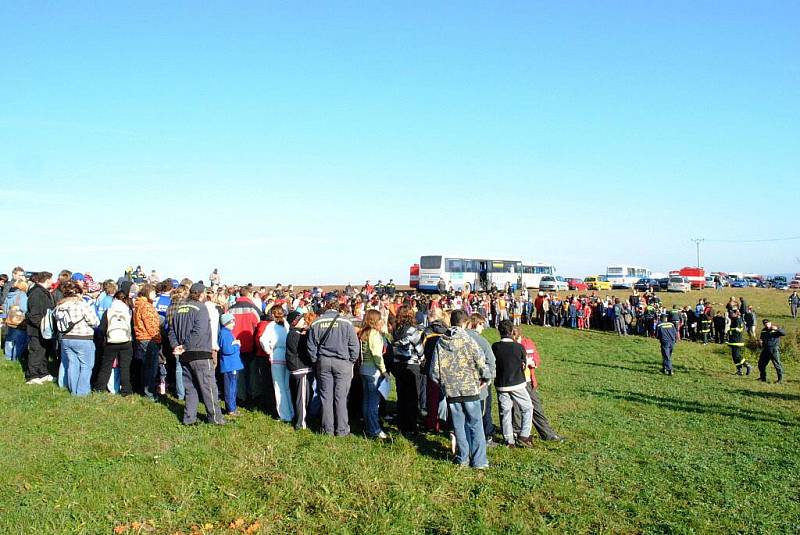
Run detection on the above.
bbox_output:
[430,326,489,403]
[286,327,313,373]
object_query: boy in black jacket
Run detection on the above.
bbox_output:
[491,320,533,447]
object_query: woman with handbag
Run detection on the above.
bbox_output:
[3,280,29,361]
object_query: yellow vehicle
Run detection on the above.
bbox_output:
[584,275,612,291]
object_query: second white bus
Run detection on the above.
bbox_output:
[606,264,651,289]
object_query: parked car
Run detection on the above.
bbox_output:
[731,279,748,288]
[539,275,558,292]
[566,277,588,291]
[657,278,669,291]
[789,279,800,290]
[705,276,717,288]
[584,275,612,291]
[634,278,660,291]
[554,276,569,291]
[772,280,788,290]
[668,276,691,293]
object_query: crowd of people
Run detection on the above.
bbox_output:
[1,265,790,467]
[0,267,568,469]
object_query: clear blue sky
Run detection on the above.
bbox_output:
[2,1,798,284]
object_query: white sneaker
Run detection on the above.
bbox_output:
[377,431,389,439]
[40,374,55,384]
[26,379,40,385]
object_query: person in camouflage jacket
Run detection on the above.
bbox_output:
[430,310,490,468]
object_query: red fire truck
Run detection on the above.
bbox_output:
[670,267,706,289]
[409,264,419,289]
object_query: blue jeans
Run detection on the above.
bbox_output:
[361,372,383,437]
[63,338,95,396]
[223,371,238,413]
[4,327,28,361]
[448,399,488,468]
[138,340,160,399]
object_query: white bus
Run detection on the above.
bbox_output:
[606,264,651,289]
[418,255,523,293]
[521,262,556,289]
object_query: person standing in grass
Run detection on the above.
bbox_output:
[286,311,315,430]
[726,310,752,376]
[391,305,425,434]
[53,280,100,396]
[430,309,490,469]
[358,309,390,439]
[510,326,564,442]
[492,320,534,448]
[307,295,360,437]
[261,305,294,423]
[789,291,799,320]
[94,291,135,395]
[24,271,55,385]
[218,313,243,416]
[133,284,162,400]
[757,319,785,384]
[466,313,496,447]
[655,314,678,376]
[169,283,225,426]
[3,280,29,361]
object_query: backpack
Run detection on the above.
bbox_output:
[54,306,86,337]
[106,308,131,344]
[40,309,55,339]
[5,293,26,328]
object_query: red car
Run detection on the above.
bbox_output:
[566,278,588,291]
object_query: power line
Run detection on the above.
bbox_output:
[704,235,800,243]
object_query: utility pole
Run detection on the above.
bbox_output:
[691,238,705,268]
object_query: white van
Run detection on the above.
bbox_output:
[668,276,691,293]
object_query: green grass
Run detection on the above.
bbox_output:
[1,289,799,534]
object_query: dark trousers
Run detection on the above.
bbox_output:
[661,344,674,372]
[182,358,223,425]
[94,342,134,394]
[714,330,725,344]
[730,345,747,369]
[317,357,353,436]
[480,392,495,438]
[758,349,783,381]
[394,362,422,432]
[290,371,313,430]
[25,331,50,381]
[513,383,557,440]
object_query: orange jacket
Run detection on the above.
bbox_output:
[133,297,162,343]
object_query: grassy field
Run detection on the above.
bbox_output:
[1,288,799,534]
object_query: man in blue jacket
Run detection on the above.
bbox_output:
[169,282,224,425]
[307,295,360,436]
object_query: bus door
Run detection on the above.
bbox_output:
[479,261,488,291]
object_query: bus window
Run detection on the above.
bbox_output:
[446,259,464,273]
[420,256,442,269]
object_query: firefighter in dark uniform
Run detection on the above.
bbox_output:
[758,319,785,384]
[726,310,751,376]
[655,314,678,375]
[699,312,712,345]
[386,279,396,297]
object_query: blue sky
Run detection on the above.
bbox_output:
[1,1,798,284]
